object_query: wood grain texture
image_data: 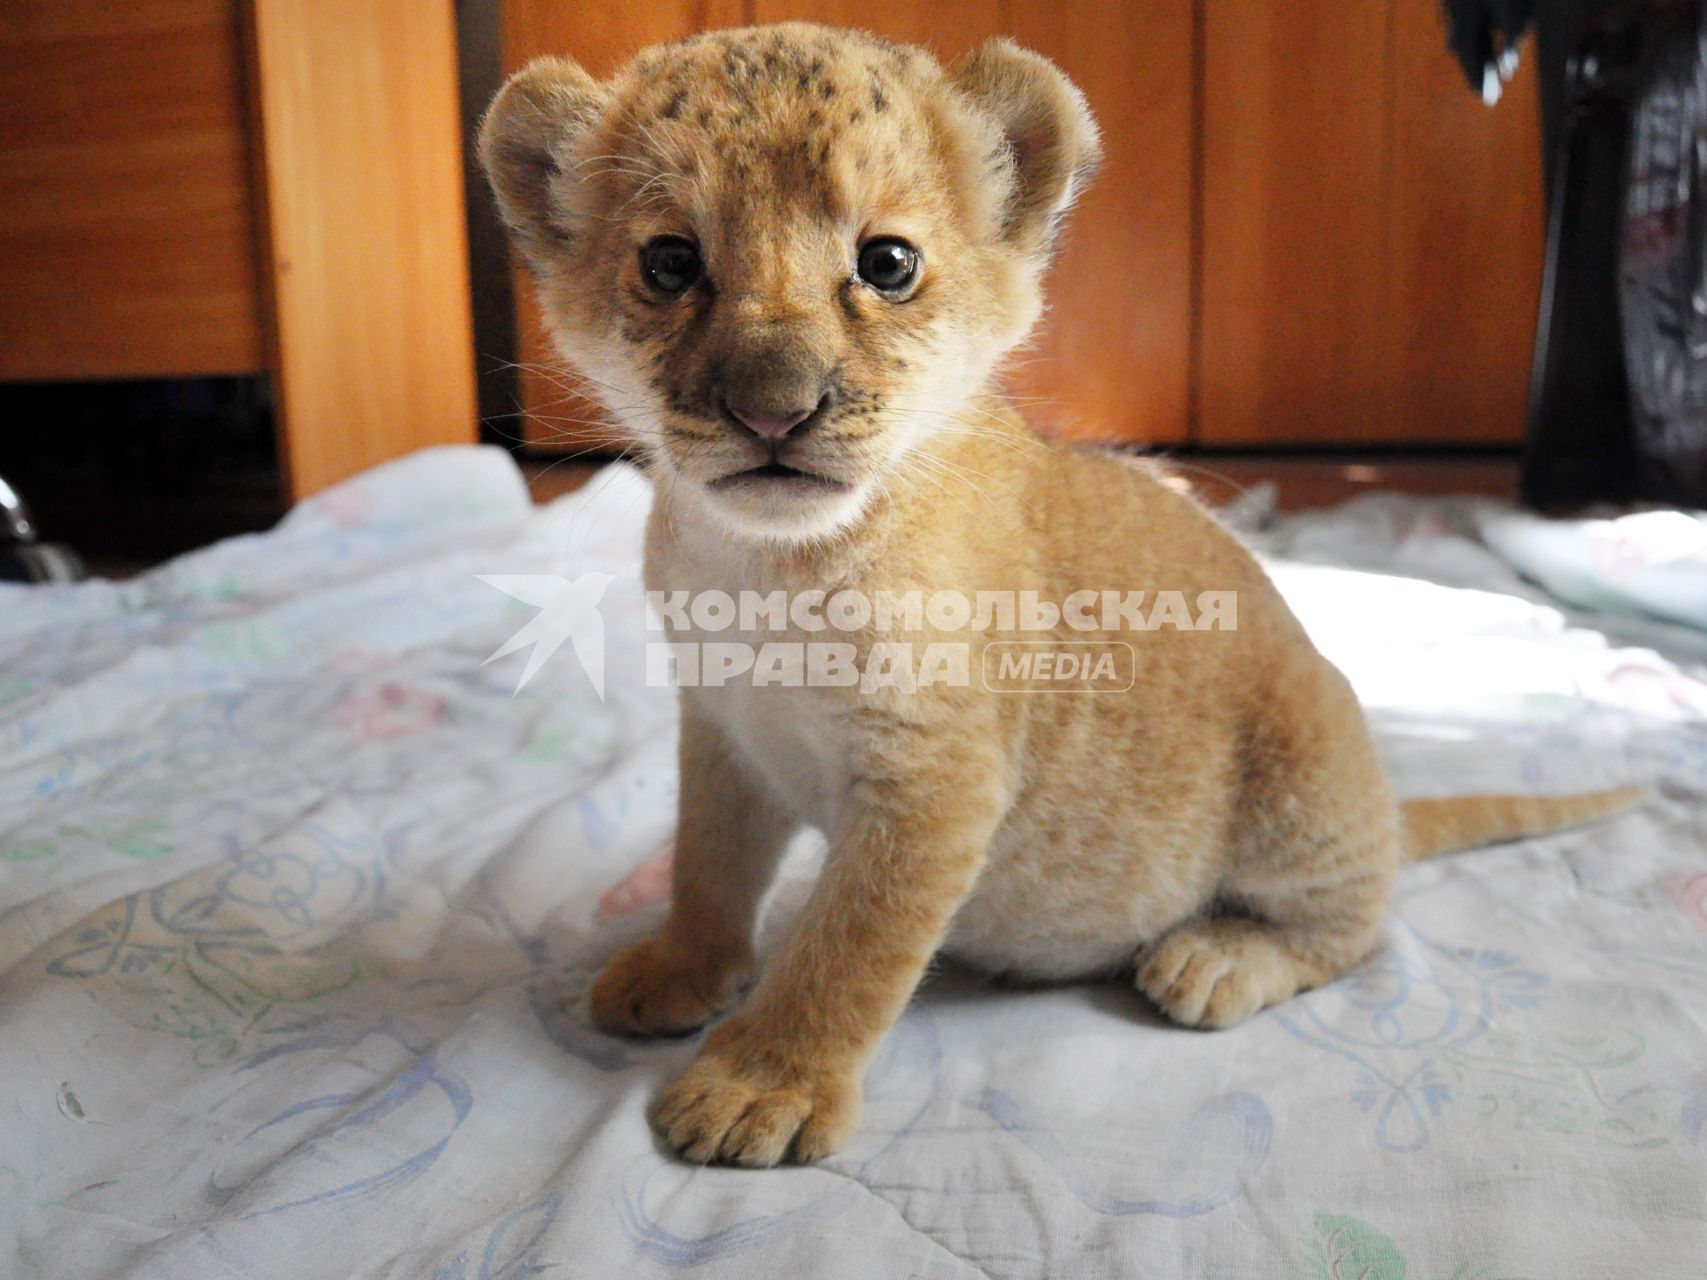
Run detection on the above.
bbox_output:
[500,3,1539,452]
[248,0,478,498]
[752,0,997,54]
[504,0,749,72]
[1199,0,1543,445]
[1006,0,1193,445]
[1385,0,1542,444]
[1199,0,1396,445]
[0,0,265,381]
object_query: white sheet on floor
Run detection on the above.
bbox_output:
[2,448,1703,1280]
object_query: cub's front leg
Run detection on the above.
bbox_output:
[651,751,1004,1167]
[590,709,798,1036]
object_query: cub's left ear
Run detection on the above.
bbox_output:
[953,38,1103,256]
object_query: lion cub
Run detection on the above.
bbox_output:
[480,23,1641,1167]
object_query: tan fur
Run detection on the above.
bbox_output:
[1400,787,1647,861]
[479,24,1645,1168]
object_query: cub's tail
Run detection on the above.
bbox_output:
[1400,787,1649,862]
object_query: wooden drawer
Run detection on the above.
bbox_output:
[0,1,265,381]
[0,1,480,499]
[1199,0,1543,446]
[495,1,1541,451]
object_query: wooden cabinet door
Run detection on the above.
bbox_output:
[249,0,479,498]
[0,1,265,381]
[1199,0,1544,446]
[752,0,997,48]
[499,0,1194,450]
[1006,0,1193,446]
[1383,0,1544,447]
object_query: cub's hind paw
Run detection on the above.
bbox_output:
[1136,921,1303,1029]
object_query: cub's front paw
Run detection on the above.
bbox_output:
[651,1034,860,1167]
[589,936,747,1037]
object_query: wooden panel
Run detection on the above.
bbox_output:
[1199,0,1396,445]
[1385,0,1542,444]
[504,1,749,452]
[504,0,749,72]
[1007,0,1192,445]
[1200,0,1544,446]
[0,1,265,381]
[752,0,997,54]
[248,0,479,498]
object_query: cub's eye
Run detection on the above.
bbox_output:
[857,238,921,294]
[640,236,702,294]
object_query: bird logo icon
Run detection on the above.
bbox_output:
[478,572,615,697]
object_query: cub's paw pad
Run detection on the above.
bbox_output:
[589,937,745,1038]
[1136,927,1292,1029]
[651,1056,858,1167]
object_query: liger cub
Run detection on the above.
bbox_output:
[479,22,1643,1167]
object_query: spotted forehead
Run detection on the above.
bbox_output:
[633,27,922,120]
[600,28,940,221]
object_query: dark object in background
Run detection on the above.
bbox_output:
[0,378,283,573]
[1446,0,1639,510]
[1444,0,1540,96]
[1523,0,1707,509]
[1619,0,1707,504]
[0,472,83,584]
[456,0,522,445]
[1523,2,1644,508]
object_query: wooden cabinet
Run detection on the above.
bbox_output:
[0,2,266,383]
[1,1,1544,483]
[1199,0,1544,445]
[495,1,1540,452]
[247,0,479,496]
[0,1,479,499]
[1005,0,1194,447]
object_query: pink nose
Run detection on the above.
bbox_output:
[722,392,830,441]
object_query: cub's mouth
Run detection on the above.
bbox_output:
[708,461,850,491]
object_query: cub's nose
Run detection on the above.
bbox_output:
[718,388,835,442]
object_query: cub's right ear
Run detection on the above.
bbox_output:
[477,56,608,263]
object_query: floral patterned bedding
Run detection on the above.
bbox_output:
[2,448,1702,1279]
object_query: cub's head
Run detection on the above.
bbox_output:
[480,23,1099,542]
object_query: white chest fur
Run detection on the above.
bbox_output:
[648,499,860,834]
[687,680,852,832]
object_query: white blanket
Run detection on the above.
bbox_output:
[3,447,1703,1279]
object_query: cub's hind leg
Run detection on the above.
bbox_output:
[1135,880,1387,1030]
[1138,657,1402,1029]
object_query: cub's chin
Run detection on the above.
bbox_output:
[684,463,873,544]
